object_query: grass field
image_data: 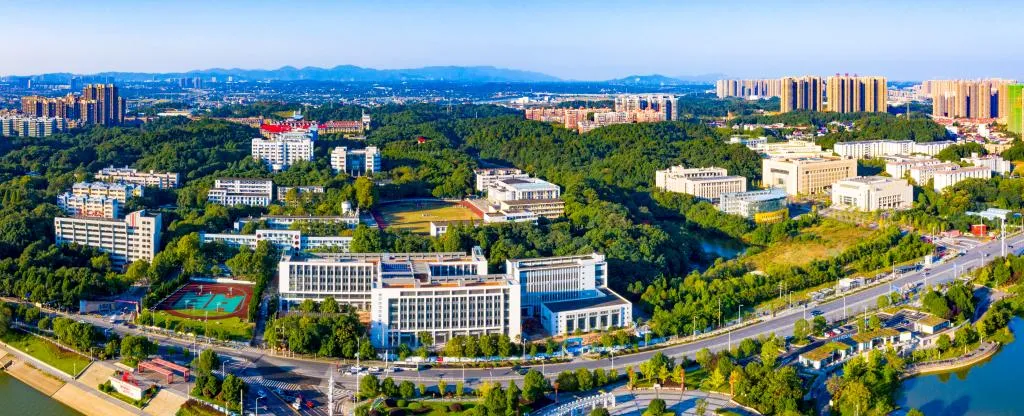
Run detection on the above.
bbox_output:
[377,201,480,234]
[0,330,91,375]
[744,219,876,271]
[151,311,253,341]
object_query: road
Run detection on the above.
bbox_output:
[13,232,1024,414]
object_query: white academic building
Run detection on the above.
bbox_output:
[95,166,181,189]
[330,146,381,176]
[276,249,632,347]
[54,210,162,268]
[474,168,529,192]
[486,177,564,219]
[831,176,913,211]
[717,188,789,219]
[207,178,274,207]
[655,166,747,201]
[200,229,352,252]
[251,131,315,171]
[832,140,955,159]
[72,181,144,204]
[933,166,991,192]
[885,158,945,179]
[962,153,1012,175]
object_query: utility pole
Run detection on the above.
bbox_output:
[1002,217,1007,257]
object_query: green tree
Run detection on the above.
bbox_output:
[359,374,380,399]
[813,315,828,335]
[937,333,952,352]
[437,379,448,397]
[522,370,546,403]
[590,408,610,416]
[354,177,377,209]
[793,318,810,340]
[506,381,521,416]
[417,331,433,348]
[195,349,220,376]
[644,399,667,416]
[222,374,247,410]
[120,335,157,364]
[399,380,416,399]
[320,297,340,314]
[381,377,398,398]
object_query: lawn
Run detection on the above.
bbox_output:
[376,201,480,234]
[744,219,876,270]
[171,308,235,319]
[151,311,253,341]
[0,330,91,376]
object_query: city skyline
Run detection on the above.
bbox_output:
[3,0,1024,81]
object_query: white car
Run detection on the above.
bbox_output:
[369,366,381,373]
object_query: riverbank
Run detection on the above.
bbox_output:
[0,342,162,416]
[900,341,1000,379]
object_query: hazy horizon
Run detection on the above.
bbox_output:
[3,0,1023,81]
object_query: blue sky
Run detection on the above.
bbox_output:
[2,0,1022,81]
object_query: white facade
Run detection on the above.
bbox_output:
[717,188,788,219]
[909,163,962,185]
[885,158,944,179]
[507,254,605,316]
[962,153,1013,175]
[759,140,824,158]
[57,193,121,219]
[540,289,632,336]
[656,166,748,201]
[54,210,161,268]
[95,166,180,189]
[832,140,955,159]
[0,115,68,137]
[933,166,992,192]
[72,181,143,204]
[200,229,352,252]
[474,168,528,192]
[251,131,315,171]
[330,146,381,176]
[207,178,274,207]
[831,176,913,211]
[487,177,561,202]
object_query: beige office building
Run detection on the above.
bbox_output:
[54,210,162,268]
[826,75,888,113]
[655,166,746,201]
[762,156,857,195]
[780,76,824,113]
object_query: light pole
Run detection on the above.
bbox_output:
[255,396,263,416]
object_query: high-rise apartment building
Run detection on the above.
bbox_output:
[0,115,68,137]
[780,76,824,113]
[81,84,125,125]
[1007,84,1023,135]
[21,84,125,125]
[925,79,1016,120]
[716,79,783,99]
[54,210,162,268]
[825,75,887,113]
[330,146,381,176]
[614,94,677,121]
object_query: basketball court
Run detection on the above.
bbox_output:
[155,282,253,320]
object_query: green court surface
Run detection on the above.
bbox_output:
[172,291,243,313]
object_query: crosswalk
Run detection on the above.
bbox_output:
[239,375,309,391]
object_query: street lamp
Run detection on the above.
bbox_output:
[255,396,263,416]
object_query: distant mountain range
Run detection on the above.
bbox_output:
[12,65,719,85]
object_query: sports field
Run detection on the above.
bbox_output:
[155,282,252,320]
[375,200,480,234]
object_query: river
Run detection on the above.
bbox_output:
[0,372,80,415]
[896,317,1024,416]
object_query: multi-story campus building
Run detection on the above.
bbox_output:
[486,177,564,218]
[762,156,857,196]
[780,76,824,113]
[330,146,381,176]
[825,75,888,113]
[54,210,162,268]
[0,115,69,137]
[207,178,274,207]
[885,158,945,179]
[715,79,783,99]
[72,181,143,204]
[832,140,955,159]
[251,130,315,171]
[95,166,181,189]
[909,163,962,185]
[235,212,360,232]
[758,140,825,159]
[962,152,1013,175]
[717,188,789,222]
[932,166,992,192]
[654,165,747,201]
[831,176,913,211]
[474,168,529,192]
[57,193,121,219]
[200,229,352,252]
[275,249,631,346]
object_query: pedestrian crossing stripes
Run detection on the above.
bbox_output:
[240,375,307,392]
